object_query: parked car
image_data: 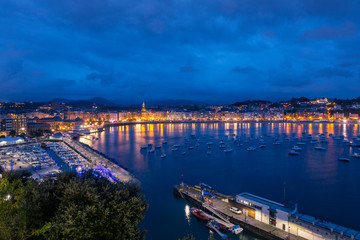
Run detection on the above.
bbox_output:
[230,206,242,214]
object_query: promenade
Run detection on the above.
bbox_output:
[63,137,133,182]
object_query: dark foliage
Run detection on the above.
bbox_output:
[0,171,147,240]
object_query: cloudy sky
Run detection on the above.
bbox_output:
[1,0,360,103]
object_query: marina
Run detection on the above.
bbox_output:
[0,137,132,182]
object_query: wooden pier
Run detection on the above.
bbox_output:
[174,183,306,240]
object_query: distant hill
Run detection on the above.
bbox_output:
[50,97,120,108]
[113,99,206,107]
[230,100,271,106]
[147,99,206,106]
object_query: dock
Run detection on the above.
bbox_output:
[175,183,306,240]
[175,184,360,240]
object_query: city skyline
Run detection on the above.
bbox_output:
[1,1,360,102]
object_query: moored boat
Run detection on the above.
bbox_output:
[191,207,210,221]
[338,158,350,162]
[288,150,299,156]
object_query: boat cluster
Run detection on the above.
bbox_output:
[46,142,88,167]
[190,207,243,239]
[0,143,62,178]
[139,129,360,164]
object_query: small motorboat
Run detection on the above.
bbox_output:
[259,145,266,148]
[155,145,161,149]
[314,147,326,150]
[352,153,360,158]
[191,207,210,221]
[162,141,168,144]
[288,150,299,156]
[160,153,167,158]
[148,149,155,153]
[172,148,179,151]
[338,158,350,162]
[181,151,186,155]
[247,147,256,151]
[140,146,147,150]
[209,220,227,231]
[207,151,212,155]
[292,146,302,151]
[297,142,306,145]
[188,146,195,150]
[224,148,233,153]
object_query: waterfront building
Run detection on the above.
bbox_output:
[349,113,359,120]
[333,113,345,119]
[235,193,297,231]
[235,193,360,240]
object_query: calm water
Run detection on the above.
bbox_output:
[81,122,360,240]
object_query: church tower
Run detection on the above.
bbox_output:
[141,101,146,112]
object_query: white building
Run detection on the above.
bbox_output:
[0,137,25,146]
[235,193,360,240]
[236,193,297,231]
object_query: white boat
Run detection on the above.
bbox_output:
[172,148,179,151]
[297,142,306,145]
[292,146,302,151]
[173,144,181,147]
[188,146,194,150]
[148,149,155,153]
[259,145,266,148]
[207,151,211,155]
[155,145,161,149]
[181,152,186,155]
[273,142,281,145]
[162,141,168,144]
[224,148,233,153]
[160,153,167,158]
[314,147,326,150]
[352,153,360,158]
[247,147,256,151]
[141,146,147,150]
[288,150,299,156]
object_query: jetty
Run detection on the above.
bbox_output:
[174,183,360,240]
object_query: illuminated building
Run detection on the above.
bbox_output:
[0,114,27,135]
[141,101,146,112]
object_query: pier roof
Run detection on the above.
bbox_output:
[293,213,360,239]
[237,192,295,213]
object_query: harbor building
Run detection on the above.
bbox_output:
[236,193,297,231]
[235,192,360,240]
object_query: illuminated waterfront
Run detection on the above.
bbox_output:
[82,122,360,239]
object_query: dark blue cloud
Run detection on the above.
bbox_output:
[1,0,360,102]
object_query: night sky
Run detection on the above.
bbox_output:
[1,0,360,103]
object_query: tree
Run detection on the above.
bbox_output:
[0,171,148,240]
[9,130,16,137]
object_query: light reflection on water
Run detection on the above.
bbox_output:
[82,122,360,239]
[185,204,191,225]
